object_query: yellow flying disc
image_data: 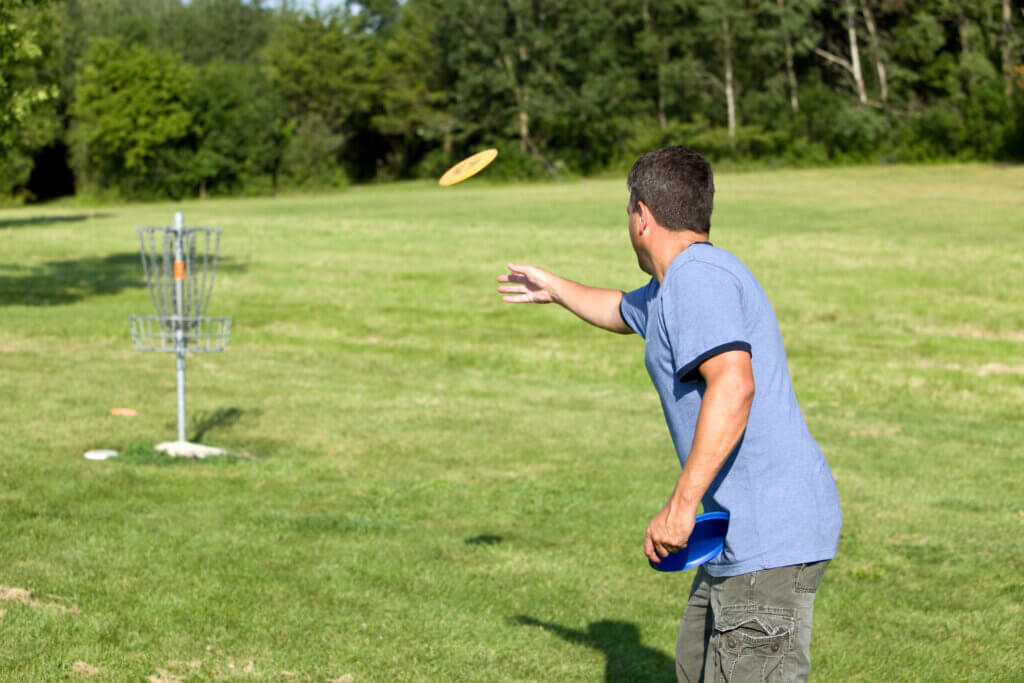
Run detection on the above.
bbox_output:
[110,408,137,417]
[438,148,498,187]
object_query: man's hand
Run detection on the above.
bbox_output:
[644,498,699,563]
[496,263,633,333]
[497,263,558,303]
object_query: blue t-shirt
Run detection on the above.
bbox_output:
[620,242,841,577]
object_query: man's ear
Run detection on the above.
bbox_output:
[637,201,653,234]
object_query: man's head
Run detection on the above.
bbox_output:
[626,146,714,234]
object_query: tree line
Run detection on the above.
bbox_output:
[2,0,1023,201]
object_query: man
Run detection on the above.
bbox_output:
[496,146,841,682]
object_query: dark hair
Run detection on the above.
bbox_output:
[626,146,714,233]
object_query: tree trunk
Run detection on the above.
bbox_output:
[643,0,667,128]
[956,1,971,54]
[1002,0,1013,99]
[501,5,536,156]
[860,0,887,103]
[500,52,531,154]
[845,0,867,105]
[722,14,737,145]
[518,109,530,154]
[779,0,799,113]
[785,41,799,113]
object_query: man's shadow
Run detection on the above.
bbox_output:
[513,615,676,682]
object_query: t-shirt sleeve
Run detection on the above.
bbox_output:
[662,262,751,383]
[619,278,656,338]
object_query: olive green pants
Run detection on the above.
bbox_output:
[676,561,830,683]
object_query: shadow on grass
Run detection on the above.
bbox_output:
[513,615,675,682]
[0,252,142,306]
[190,407,245,442]
[0,213,114,230]
[0,253,246,306]
[261,510,396,535]
[465,534,503,546]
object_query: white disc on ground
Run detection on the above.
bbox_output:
[83,449,118,460]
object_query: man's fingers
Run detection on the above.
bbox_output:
[649,534,687,559]
[644,532,659,563]
[505,263,530,279]
[498,275,531,288]
[499,284,532,302]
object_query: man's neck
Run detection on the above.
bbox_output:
[652,230,710,283]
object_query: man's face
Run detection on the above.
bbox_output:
[627,202,654,276]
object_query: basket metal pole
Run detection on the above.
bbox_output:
[173,212,187,443]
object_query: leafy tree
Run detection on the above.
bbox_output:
[635,0,690,129]
[0,0,58,153]
[752,0,821,114]
[277,113,347,189]
[0,0,62,198]
[164,0,274,66]
[428,0,645,174]
[262,7,376,181]
[694,0,758,145]
[189,61,288,195]
[263,8,373,137]
[809,0,869,105]
[9,0,1024,199]
[370,0,455,175]
[70,38,196,196]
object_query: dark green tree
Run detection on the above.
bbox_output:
[189,61,288,196]
[69,38,196,197]
[695,0,758,145]
[0,0,61,198]
[163,0,275,66]
[370,0,455,176]
[262,7,375,183]
[263,9,374,136]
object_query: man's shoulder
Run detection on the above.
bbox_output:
[688,244,749,271]
[667,246,748,289]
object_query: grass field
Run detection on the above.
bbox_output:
[1,164,1022,681]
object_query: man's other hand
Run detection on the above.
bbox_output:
[497,263,558,304]
[644,501,698,563]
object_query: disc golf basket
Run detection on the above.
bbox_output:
[130,212,232,457]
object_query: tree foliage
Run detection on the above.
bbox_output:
[2,0,1023,200]
[190,61,287,196]
[0,0,57,145]
[70,38,195,196]
[0,0,60,198]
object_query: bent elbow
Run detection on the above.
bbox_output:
[726,371,755,410]
[739,376,755,408]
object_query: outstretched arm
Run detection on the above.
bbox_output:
[497,263,633,334]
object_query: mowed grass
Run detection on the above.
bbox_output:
[0,164,1022,681]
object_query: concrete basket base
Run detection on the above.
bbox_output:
[154,441,227,459]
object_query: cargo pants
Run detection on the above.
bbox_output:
[675,560,830,683]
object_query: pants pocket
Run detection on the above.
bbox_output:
[794,560,830,594]
[713,606,794,682]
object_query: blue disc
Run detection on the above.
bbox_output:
[648,511,730,572]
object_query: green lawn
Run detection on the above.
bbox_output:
[1,165,1022,681]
